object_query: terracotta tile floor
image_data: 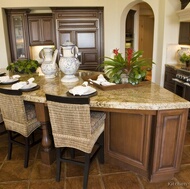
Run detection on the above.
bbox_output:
[1,121,190,189]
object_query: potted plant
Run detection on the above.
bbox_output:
[7,59,40,74]
[180,53,190,67]
[100,48,155,85]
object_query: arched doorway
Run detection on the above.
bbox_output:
[125,2,154,80]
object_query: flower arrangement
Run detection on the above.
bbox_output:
[101,48,154,85]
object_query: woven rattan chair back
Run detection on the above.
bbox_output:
[0,88,40,137]
[46,94,106,189]
[46,95,96,152]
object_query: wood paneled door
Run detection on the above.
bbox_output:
[53,8,104,71]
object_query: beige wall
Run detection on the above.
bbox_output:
[0,0,181,86]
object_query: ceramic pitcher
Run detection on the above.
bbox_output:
[40,48,58,78]
[59,41,81,82]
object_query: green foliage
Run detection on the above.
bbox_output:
[101,49,155,85]
[7,59,40,74]
[180,53,190,63]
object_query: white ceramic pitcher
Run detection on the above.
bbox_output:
[59,41,81,82]
[40,48,58,78]
[59,40,79,58]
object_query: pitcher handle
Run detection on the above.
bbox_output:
[59,46,63,57]
[39,49,45,59]
[71,46,79,58]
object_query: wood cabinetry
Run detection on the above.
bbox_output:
[6,8,104,70]
[164,65,177,92]
[6,9,30,62]
[179,0,190,45]
[104,108,188,182]
[28,14,55,46]
[52,8,104,71]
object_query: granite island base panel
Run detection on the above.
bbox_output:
[1,69,190,183]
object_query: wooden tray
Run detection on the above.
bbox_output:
[81,73,150,91]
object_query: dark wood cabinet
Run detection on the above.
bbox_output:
[179,0,190,45]
[52,8,104,71]
[179,22,190,45]
[164,65,177,92]
[6,9,31,62]
[28,14,55,46]
[104,108,188,182]
[6,8,104,71]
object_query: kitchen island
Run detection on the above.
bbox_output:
[1,70,190,183]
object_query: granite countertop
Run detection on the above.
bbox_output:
[165,63,190,71]
[165,63,182,70]
[1,69,190,110]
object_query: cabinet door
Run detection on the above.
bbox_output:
[151,109,188,182]
[105,111,154,177]
[28,18,41,45]
[41,18,54,44]
[179,0,190,45]
[6,9,30,62]
[28,15,54,45]
[164,66,177,92]
[54,8,104,71]
[179,23,190,45]
[57,28,99,70]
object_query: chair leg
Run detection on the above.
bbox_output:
[70,148,75,158]
[98,132,104,164]
[56,148,61,182]
[83,153,90,189]
[7,131,12,160]
[31,132,35,144]
[24,137,30,168]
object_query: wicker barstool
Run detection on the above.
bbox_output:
[46,94,106,189]
[0,88,41,168]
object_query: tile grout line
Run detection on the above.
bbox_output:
[96,158,106,189]
[28,143,40,189]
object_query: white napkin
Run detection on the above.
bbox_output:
[12,75,21,79]
[89,74,116,86]
[0,75,21,83]
[12,82,27,89]
[11,77,35,90]
[70,85,90,96]
[0,76,9,82]
[27,77,35,84]
[0,75,20,83]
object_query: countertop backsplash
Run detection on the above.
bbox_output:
[166,44,190,64]
[29,45,55,64]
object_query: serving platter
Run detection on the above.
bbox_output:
[0,72,6,76]
[19,85,40,92]
[68,86,97,96]
[0,78,19,85]
[67,91,97,97]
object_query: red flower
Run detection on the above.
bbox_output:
[126,48,133,64]
[126,48,133,70]
[113,48,119,56]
